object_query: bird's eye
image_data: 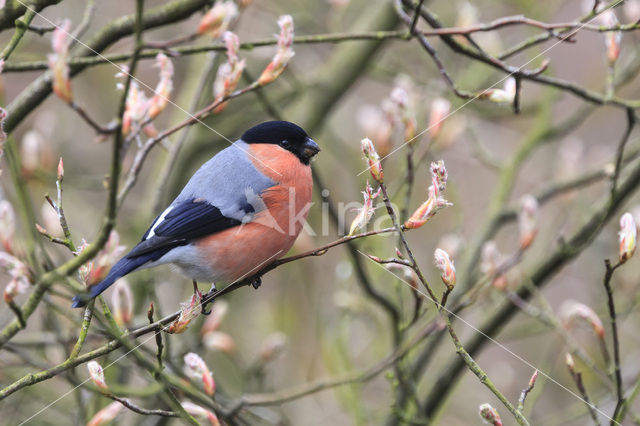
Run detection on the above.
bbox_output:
[280,140,291,148]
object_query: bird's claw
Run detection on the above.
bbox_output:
[200,283,217,315]
[250,276,262,289]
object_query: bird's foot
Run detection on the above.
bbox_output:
[200,283,217,315]
[250,275,262,290]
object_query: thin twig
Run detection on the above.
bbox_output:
[603,259,625,422]
[517,370,538,412]
[69,102,116,135]
[147,303,163,370]
[377,182,529,426]
[611,109,636,195]
[567,358,601,425]
[107,395,179,417]
[0,8,37,61]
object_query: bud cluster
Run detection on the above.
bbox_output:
[258,15,295,85]
[404,160,452,229]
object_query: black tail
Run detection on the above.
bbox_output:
[72,255,150,308]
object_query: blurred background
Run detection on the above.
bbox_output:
[1,0,640,424]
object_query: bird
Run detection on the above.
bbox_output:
[72,120,320,308]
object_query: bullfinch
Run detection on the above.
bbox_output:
[72,121,320,308]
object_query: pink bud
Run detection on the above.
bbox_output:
[479,403,502,426]
[167,290,202,333]
[57,157,64,181]
[349,181,381,235]
[20,130,53,177]
[430,160,448,194]
[404,195,452,229]
[361,138,384,183]
[404,163,452,229]
[518,195,539,250]
[4,276,29,304]
[87,401,122,426]
[48,19,72,103]
[619,212,636,263]
[147,53,174,119]
[480,241,508,289]
[356,105,393,157]
[197,1,238,38]
[184,352,216,396]
[259,331,287,362]
[212,32,246,113]
[86,231,126,286]
[0,199,15,252]
[601,10,621,65]
[428,98,451,139]
[565,352,575,372]
[388,86,417,141]
[203,331,236,353]
[624,0,640,22]
[480,241,500,276]
[434,248,456,289]
[528,370,539,388]
[480,77,516,104]
[258,15,295,85]
[181,401,221,426]
[560,300,605,338]
[87,360,108,390]
[112,279,133,327]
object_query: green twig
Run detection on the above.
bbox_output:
[0,7,36,61]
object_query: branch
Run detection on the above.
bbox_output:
[603,259,625,422]
[567,355,602,425]
[611,109,636,194]
[376,183,530,426]
[2,30,410,72]
[0,0,148,349]
[405,0,640,110]
[107,395,179,418]
[517,370,538,413]
[3,0,212,134]
[422,136,640,419]
[0,0,61,32]
[0,7,36,61]
[228,321,437,413]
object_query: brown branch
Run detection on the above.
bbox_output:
[107,395,179,418]
[0,0,147,350]
[375,182,529,425]
[0,226,398,400]
[406,0,640,110]
[69,102,116,135]
[611,109,636,195]
[567,356,601,425]
[603,259,625,422]
[421,129,640,419]
[147,303,164,370]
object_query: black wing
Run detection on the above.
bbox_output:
[127,198,244,259]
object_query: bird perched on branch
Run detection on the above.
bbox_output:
[72,121,320,308]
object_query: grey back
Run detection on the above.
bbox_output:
[172,140,277,222]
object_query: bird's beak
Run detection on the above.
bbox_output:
[303,137,320,159]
